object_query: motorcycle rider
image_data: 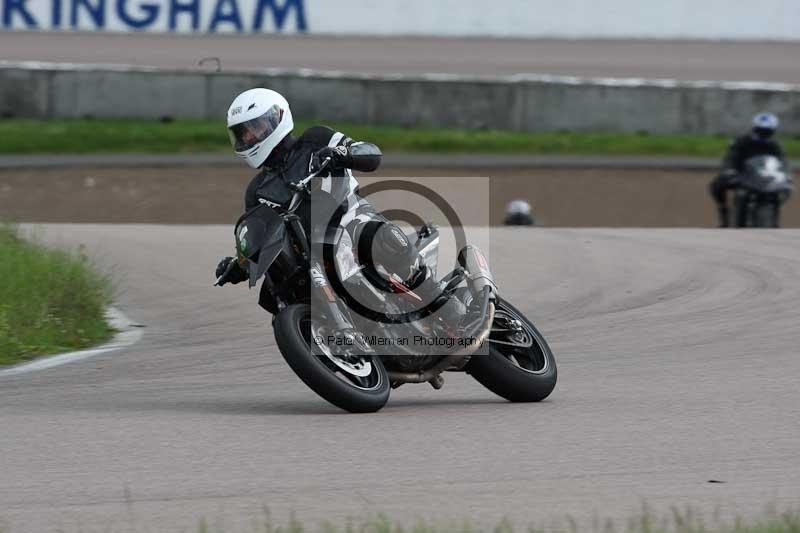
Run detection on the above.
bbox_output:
[710,112,786,227]
[214,88,424,299]
[503,199,534,226]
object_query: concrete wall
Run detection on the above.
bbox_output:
[2,63,799,135]
[2,0,799,40]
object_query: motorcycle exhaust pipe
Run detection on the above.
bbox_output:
[457,245,497,300]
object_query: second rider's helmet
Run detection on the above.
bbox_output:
[226,88,294,168]
[752,112,779,141]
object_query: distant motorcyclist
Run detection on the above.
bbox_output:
[503,199,534,226]
[710,113,786,227]
[214,88,425,297]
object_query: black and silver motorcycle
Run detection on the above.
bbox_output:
[733,155,793,228]
[217,160,557,412]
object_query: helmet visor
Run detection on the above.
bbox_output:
[753,127,775,140]
[228,105,283,152]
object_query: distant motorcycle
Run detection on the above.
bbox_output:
[733,155,793,228]
[217,159,557,412]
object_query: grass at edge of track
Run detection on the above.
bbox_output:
[2,118,799,157]
[189,508,800,533]
[0,224,114,367]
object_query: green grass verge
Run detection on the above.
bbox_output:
[190,508,800,533]
[0,225,113,366]
[1,508,799,533]
[1,118,798,157]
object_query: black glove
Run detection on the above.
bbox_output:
[215,256,248,286]
[310,145,349,173]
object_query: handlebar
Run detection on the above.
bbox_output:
[283,156,333,214]
[290,157,332,192]
[213,259,237,287]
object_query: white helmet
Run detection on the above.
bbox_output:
[506,199,532,216]
[752,112,779,140]
[226,88,294,168]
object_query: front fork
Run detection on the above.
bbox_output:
[285,212,358,334]
[309,258,380,357]
[309,260,354,332]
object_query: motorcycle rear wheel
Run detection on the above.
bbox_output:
[273,304,390,413]
[466,298,557,402]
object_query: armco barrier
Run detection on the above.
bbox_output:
[2,62,799,135]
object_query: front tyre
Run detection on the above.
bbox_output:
[273,304,390,413]
[466,298,557,402]
[734,191,751,228]
[753,202,778,228]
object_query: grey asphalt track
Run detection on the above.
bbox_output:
[3,32,800,83]
[1,224,799,532]
[5,153,800,171]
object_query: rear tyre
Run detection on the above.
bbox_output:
[466,298,557,402]
[273,304,390,413]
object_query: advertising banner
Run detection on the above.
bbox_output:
[2,0,798,40]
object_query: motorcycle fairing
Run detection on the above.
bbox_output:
[742,155,794,194]
[234,203,288,288]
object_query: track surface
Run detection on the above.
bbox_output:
[1,225,799,532]
[0,165,726,227]
[4,32,800,83]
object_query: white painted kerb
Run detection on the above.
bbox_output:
[0,307,144,377]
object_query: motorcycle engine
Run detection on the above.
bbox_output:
[384,353,438,372]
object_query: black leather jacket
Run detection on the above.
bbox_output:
[721,133,785,174]
[244,125,382,210]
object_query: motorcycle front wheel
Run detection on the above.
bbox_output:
[466,298,557,402]
[753,202,778,228]
[273,304,390,413]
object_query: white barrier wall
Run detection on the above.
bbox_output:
[2,0,799,40]
[3,63,800,135]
